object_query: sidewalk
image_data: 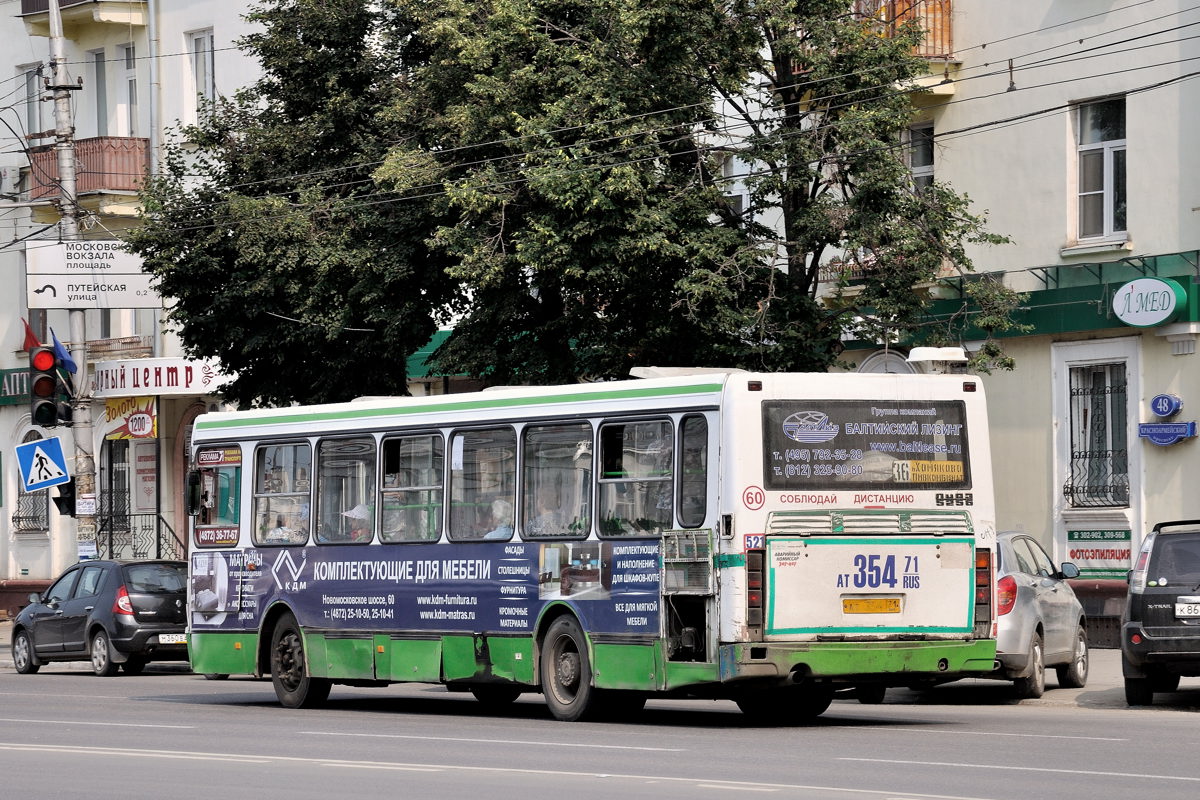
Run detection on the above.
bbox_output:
[0,617,1130,705]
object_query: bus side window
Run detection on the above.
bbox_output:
[521,423,592,539]
[315,437,376,544]
[448,427,516,541]
[678,415,708,528]
[598,420,673,537]
[254,443,312,546]
[380,434,444,543]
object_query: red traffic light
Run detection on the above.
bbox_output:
[31,348,56,372]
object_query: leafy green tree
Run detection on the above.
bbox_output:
[379,0,1018,380]
[126,0,460,406]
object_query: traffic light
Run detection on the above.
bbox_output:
[29,345,72,428]
[53,478,76,517]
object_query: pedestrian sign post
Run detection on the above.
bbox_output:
[15,436,71,492]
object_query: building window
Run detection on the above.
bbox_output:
[121,44,138,136]
[1064,362,1129,508]
[91,50,108,137]
[14,432,49,532]
[908,123,934,191]
[1077,98,1126,240]
[188,29,215,116]
[20,64,43,137]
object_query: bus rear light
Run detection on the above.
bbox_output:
[995,574,1017,616]
[746,549,764,634]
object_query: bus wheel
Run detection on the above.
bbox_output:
[541,617,595,721]
[270,613,332,708]
[470,685,523,707]
[737,685,833,723]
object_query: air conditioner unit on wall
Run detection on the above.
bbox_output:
[0,166,21,196]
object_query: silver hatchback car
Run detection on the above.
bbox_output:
[994,531,1089,698]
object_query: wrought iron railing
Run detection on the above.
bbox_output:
[1063,449,1129,508]
[95,513,185,561]
[853,0,954,60]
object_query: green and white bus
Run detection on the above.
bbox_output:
[185,370,997,720]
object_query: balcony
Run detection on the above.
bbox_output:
[28,136,149,216]
[854,1,953,61]
[20,0,146,37]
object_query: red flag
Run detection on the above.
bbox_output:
[21,318,40,352]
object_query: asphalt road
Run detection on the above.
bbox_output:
[3,652,1200,800]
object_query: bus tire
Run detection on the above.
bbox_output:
[470,685,523,707]
[737,685,833,723]
[270,612,332,708]
[541,616,595,722]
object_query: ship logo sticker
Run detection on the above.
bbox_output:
[782,410,839,444]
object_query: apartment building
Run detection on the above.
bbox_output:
[0,0,258,610]
[840,2,1200,639]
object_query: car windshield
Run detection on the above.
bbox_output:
[123,563,186,593]
[1148,534,1200,583]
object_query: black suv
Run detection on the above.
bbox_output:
[1122,520,1200,705]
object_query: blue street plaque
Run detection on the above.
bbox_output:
[1138,421,1197,446]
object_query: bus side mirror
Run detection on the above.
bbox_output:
[185,470,202,517]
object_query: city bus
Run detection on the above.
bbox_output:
[185,370,997,721]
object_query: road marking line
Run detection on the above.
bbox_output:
[840,757,1200,783]
[0,717,192,729]
[856,726,1125,742]
[0,742,994,798]
[301,730,684,751]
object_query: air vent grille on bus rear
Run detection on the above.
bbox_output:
[765,510,974,536]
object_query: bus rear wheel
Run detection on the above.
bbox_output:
[270,613,331,708]
[541,617,595,722]
[736,685,833,723]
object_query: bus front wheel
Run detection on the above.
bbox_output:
[540,617,595,722]
[270,613,332,708]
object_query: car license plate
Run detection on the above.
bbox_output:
[1175,603,1200,618]
[158,633,187,644]
[843,597,901,614]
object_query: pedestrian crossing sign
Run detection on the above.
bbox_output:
[15,436,70,492]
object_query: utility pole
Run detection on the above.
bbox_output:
[46,0,97,557]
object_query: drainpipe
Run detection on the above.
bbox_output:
[147,0,160,357]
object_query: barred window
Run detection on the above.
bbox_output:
[1064,363,1128,508]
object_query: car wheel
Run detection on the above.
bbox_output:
[1012,633,1045,699]
[1055,626,1089,688]
[12,630,40,675]
[1125,676,1154,706]
[91,630,119,677]
[122,656,148,675]
[270,612,331,708]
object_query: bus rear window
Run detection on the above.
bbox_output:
[761,400,970,491]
